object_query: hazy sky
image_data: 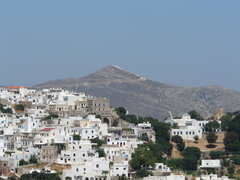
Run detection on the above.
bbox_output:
[1,1,240,91]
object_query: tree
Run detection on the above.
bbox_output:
[130,144,157,170]
[19,159,28,166]
[228,165,235,174]
[224,131,239,146]
[73,134,81,141]
[115,107,127,119]
[177,141,185,152]
[204,121,220,132]
[206,132,218,145]
[15,104,25,111]
[95,114,101,119]
[90,137,105,148]
[96,149,105,157]
[171,135,185,151]
[0,104,13,114]
[171,135,183,144]
[135,169,152,178]
[220,113,232,131]
[19,171,61,180]
[182,156,198,171]
[188,110,203,120]
[209,151,222,159]
[182,147,201,160]
[194,135,199,143]
[139,133,149,141]
[29,155,38,164]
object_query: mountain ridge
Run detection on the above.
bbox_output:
[33,65,240,120]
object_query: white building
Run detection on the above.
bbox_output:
[200,159,221,169]
[143,173,185,180]
[196,173,235,180]
[166,113,208,140]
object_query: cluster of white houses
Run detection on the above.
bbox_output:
[0,86,228,180]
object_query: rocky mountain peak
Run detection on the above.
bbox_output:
[83,65,141,81]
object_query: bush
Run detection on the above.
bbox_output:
[171,135,183,144]
[182,147,201,160]
[73,134,81,141]
[29,155,38,164]
[182,156,198,171]
[15,104,25,111]
[206,132,218,144]
[230,156,240,165]
[228,166,235,174]
[177,141,185,151]
[167,158,183,170]
[96,149,105,157]
[19,159,28,166]
[135,169,152,178]
[209,151,222,159]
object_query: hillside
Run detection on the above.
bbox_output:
[33,65,240,120]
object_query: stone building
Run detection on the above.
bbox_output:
[40,146,58,163]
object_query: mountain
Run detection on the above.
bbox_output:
[33,65,240,120]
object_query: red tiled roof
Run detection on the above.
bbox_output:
[40,128,55,131]
[8,86,27,89]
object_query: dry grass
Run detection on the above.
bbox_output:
[184,132,225,151]
[171,132,225,158]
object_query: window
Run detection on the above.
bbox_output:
[96,164,99,168]
[73,153,76,157]
[76,168,79,172]
[83,154,85,157]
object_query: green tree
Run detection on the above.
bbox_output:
[115,107,127,119]
[230,156,240,165]
[73,134,81,141]
[0,104,13,114]
[19,159,28,166]
[224,131,239,146]
[167,158,183,170]
[65,177,72,180]
[19,171,61,180]
[194,135,199,143]
[96,149,105,157]
[209,151,222,159]
[204,121,220,132]
[135,169,153,178]
[220,113,232,131]
[182,156,198,171]
[15,104,25,111]
[188,110,203,120]
[177,141,185,152]
[96,114,101,119]
[182,147,201,160]
[171,135,183,144]
[228,166,235,174]
[130,144,157,170]
[28,155,38,164]
[206,132,218,145]
[139,133,149,141]
[90,137,105,148]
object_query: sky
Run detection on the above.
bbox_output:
[1,1,240,91]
